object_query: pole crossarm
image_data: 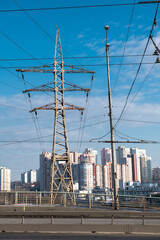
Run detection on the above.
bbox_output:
[30,102,84,112]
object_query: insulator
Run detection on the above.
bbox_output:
[154,18,157,26]
[153,49,159,56]
[22,74,24,79]
[81,111,83,116]
[155,57,160,63]
[28,93,30,98]
[35,111,37,116]
[91,75,94,81]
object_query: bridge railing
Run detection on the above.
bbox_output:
[0,191,159,210]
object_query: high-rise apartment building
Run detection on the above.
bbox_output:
[101,148,111,165]
[79,163,93,190]
[21,171,28,184]
[27,169,37,183]
[140,155,152,183]
[39,152,51,191]
[152,167,160,186]
[70,151,81,165]
[79,148,98,165]
[0,167,11,191]
[95,165,102,188]
[103,162,112,189]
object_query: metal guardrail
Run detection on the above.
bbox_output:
[0,211,160,225]
[0,191,160,210]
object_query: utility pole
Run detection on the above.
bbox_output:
[105,26,119,210]
[17,28,95,205]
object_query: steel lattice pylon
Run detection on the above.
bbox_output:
[17,28,95,205]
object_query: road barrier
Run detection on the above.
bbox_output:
[0,191,159,210]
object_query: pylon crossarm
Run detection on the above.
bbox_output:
[29,102,84,112]
[64,63,95,74]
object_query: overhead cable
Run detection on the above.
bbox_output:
[112,0,136,94]
[1,2,160,13]
[113,1,159,129]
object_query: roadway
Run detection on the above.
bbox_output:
[0,234,160,240]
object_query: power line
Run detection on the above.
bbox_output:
[113,1,159,129]
[0,62,159,69]
[114,117,160,125]
[0,119,110,147]
[0,103,28,111]
[12,0,90,70]
[0,3,140,13]
[112,0,136,94]
[0,54,156,62]
[1,2,160,13]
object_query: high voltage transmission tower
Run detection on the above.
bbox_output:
[17,28,95,204]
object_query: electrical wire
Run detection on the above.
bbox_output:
[0,119,110,147]
[0,54,157,62]
[78,75,94,152]
[113,117,160,125]
[1,62,159,69]
[0,103,28,111]
[112,0,136,95]
[0,3,141,13]
[2,2,160,13]
[113,1,159,129]
[12,0,91,71]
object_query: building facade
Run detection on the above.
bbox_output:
[0,167,11,191]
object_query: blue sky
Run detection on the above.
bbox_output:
[0,0,160,180]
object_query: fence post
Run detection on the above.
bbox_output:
[15,192,18,205]
[50,192,53,205]
[51,216,54,224]
[142,215,145,225]
[21,216,24,224]
[111,215,114,225]
[112,195,114,210]
[143,197,146,212]
[89,194,91,209]
[81,215,83,224]
[64,193,66,207]
[39,192,42,206]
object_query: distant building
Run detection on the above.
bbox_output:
[70,151,81,165]
[27,169,37,183]
[0,167,11,191]
[103,162,112,189]
[101,148,111,165]
[79,162,93,191]
[39,152,51,191]
[21,171,28,184]
[79,148,98,165]
[95,165,102,188]
[152,167,160,186]
[120,182,160,196]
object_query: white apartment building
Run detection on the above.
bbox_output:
[103,162,112,189]
[27,169,37,183]
[79,163,93,191]
[95,165,102,188]
[0,167,11,191]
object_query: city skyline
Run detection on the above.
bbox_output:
[0,1,160,180]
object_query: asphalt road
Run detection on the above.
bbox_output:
[0,234,160,240]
